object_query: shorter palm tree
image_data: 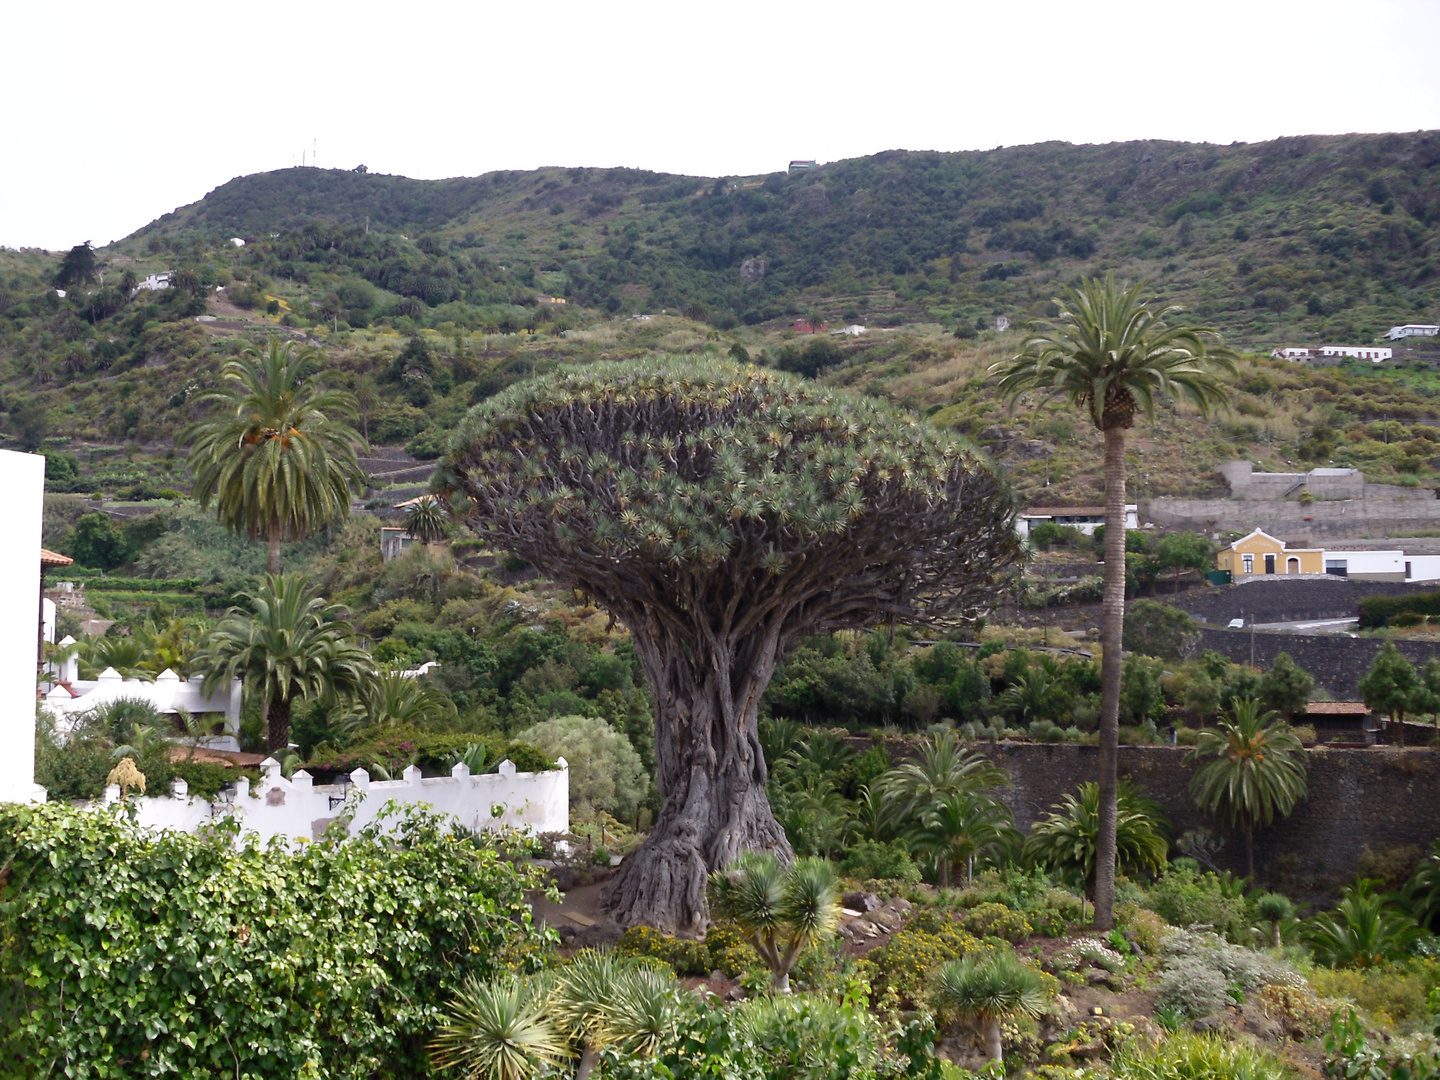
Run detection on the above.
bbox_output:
[194,574,374,750]
[1305,881,1421,968]
[921,790,1018,889]
[878,729,1008,820]
[933,952,1053,1063]
[1023,780,1169,919]
[708,852,841,992]
[359,669,457,728]
[405,495,451,545]
[430,974,567,1080]
[1188,697,1307,878]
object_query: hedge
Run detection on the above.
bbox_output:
[304,726,557,779]
[1358,591,1440,628]
[0,801,555,1078]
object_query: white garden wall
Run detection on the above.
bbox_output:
[104,757,569,842]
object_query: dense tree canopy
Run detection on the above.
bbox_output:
[440,357,1018,930]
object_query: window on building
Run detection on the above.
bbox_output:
[1242,554,1254,574]
[1326,559,1348,577]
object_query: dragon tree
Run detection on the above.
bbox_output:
[438,358,1018,932]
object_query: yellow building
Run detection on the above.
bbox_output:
[1216,528,1325,578]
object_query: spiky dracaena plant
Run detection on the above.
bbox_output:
[430,974,567,1080]
[439,357,1018,931]
[991,273,1235,929]
[184,336,363,574]
[708,852,841,992]
[933,952,1053,1063]
[1188,697,1307,879]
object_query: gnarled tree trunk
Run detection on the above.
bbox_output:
[1094,424,1128,930]
[605,627,793,934]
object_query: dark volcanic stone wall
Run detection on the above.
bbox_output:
[974,743,1440,889]
[1176,578,1438,625]
[1195,626,1440,698]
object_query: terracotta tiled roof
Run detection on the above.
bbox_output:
[40,548,73,567]
[1300,701,1370,716]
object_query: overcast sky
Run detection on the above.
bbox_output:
[4,0,1438,251]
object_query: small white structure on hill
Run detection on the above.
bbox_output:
[228,237,245,247]
[1387,324,1439,341]
[135,272,170,293]
[1320,344,1392,362]
[1017,505,1138,539]
[0,450,46,804]
[1272,347,1314,361]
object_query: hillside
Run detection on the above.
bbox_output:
[129,132,1440,345]
[4,132,1440,516]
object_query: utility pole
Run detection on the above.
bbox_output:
[1250,615,1256,668]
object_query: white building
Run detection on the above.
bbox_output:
[1322,549,1407,582]
[0,451,46,804]
[228,237,245,248]
[1271,347,1314,361]
[1017,505,1138,539]
[1320,344,1393,362]
[1386,324,1440,341]
[135,272,170,293]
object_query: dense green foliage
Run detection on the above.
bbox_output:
[0,802,553,1078]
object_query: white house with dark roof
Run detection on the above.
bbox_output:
[1017,505,1138,539]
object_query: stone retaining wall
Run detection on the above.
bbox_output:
[1194,626,1440,698]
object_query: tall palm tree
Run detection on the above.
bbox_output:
[708,852,840,992]
[1023,780,1170,916]
[184,336,364,574]
[1188,697,1307,878]
[932,952,1053,1063]
[991,272,1235,929]
[194,574,374,750]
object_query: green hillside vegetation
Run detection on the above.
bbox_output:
[3,132,1440,511]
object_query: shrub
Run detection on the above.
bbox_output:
[1116,902,1166,955]
[1143,864,1250,942]
[1153,957,1229,1021]
[1309,962,1437,1027]
[0,802,554,1076]
[961,902,1033,943]
[860,911,988,1007]
[1254,982,1335,1038]
[516,714,647,820]
[615,921,763,978]
[839,839,922,884]
[1111,1031,1290,1079]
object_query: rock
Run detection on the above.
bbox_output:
[709,971,726,983]
[1193,1014,1227,1033]
[1127,1017,1164,1050]
[843,891,881,912]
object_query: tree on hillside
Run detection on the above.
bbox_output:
[438,358,1018,931]
[55,242,98,289]
[1122,599,1198,662]
[1259,652,1314,722]
[1188,697,1307,878]
[1155,532,1212,592]
[183,336,364,574]
[991,272,1236,929]
[1358,642,1421,747]
[195,574,374,750]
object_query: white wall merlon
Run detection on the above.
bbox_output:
[99,757,570,843]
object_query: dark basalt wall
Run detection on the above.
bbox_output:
[974,743,1440,891]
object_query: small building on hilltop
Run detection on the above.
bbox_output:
[1386,324,1439,341]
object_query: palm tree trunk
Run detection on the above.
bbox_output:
[939,855,951,890]
[1271,920,1283,949]
[1095,426,1127,931]
[984,1016,1003,1062]
[267,524,282,576]
[266,696,292,751]
[1245,823,1255,880]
